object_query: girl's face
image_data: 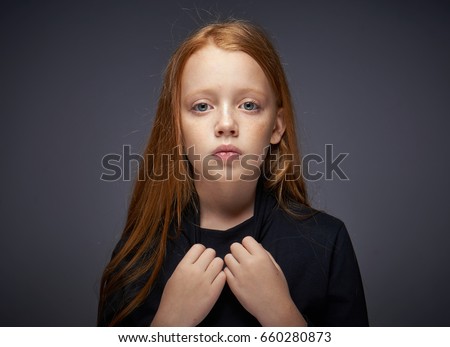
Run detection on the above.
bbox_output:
[180,43,285,182]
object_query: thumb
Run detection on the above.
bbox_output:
[266,250,282,272]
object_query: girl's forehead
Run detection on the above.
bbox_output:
[181,44,273,97]
[185,43,257,67]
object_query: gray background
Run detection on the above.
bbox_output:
[1,0,449,326]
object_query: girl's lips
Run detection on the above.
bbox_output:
[214,151,240,160]
[212,144,242,161]
[212,144,242,155]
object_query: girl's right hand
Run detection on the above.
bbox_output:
[150,244,226,326]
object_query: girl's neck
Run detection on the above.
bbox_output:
[195,179,257,231]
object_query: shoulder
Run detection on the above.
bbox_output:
[273,201,347,241]
[296,208,345,231]
[258,187,349,247]
[267,204,359,269]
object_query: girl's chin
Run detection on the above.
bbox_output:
[194,167,261,183]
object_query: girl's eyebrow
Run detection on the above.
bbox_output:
[183,87,268,100]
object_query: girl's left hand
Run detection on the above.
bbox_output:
[224,236,307,326]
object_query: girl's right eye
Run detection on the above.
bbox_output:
[192,103,211,113]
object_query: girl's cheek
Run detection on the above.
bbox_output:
[245,122,274,140]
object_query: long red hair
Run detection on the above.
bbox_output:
[98,19,312,326]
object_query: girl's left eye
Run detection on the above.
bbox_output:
[240,101,259,111]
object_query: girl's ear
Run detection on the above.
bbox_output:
[270,108,286,145]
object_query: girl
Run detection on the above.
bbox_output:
[97,19,368,327]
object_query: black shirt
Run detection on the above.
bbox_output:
[99,182,369,326]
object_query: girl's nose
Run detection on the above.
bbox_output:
[214,106,239,137]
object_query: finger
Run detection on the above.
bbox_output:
[241,236,264,255]
[194,247,216,271]
[205,257,224,283]
[223,267,238,295]
[210,271,226,294]
[266,250,282,272]
[223,266,235,282]
[223,253,240,276]
[230,241,250,262]
[181,244,206,264]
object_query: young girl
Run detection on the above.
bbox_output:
[97,19,368,327]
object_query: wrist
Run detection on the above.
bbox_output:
[150,308,180,327]
[150,311,168,327]
[151,307,199,327]
[258,298,307,327]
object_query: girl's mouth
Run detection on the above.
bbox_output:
[212,144,242,161]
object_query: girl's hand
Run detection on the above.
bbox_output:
[151,244,226,326]
[224,236,307,326]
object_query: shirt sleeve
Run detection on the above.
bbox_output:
[323,223,369,326]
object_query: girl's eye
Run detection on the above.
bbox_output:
[192,103,211,112]
[240,101,259,111]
